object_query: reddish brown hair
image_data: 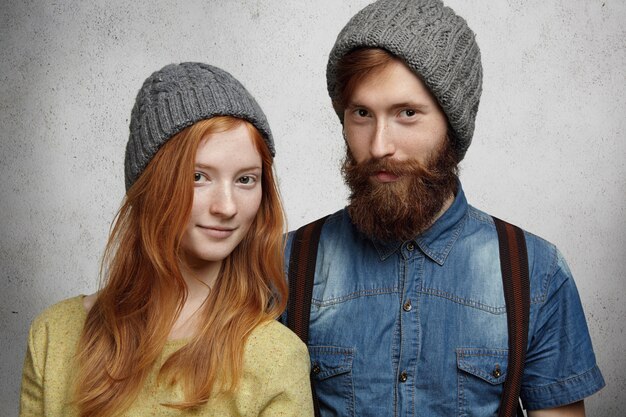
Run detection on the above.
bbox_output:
[74,116,287,416]
[332,47,397,116]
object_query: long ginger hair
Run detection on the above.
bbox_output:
[74,116,287,417]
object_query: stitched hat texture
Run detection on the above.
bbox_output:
[327,0,482,159]
[125,62,274,190]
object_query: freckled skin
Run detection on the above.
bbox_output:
[180,123,263,283]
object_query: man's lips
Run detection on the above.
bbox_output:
[197,225,236,239]
[372,170,400,183]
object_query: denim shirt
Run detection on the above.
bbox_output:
[284,185,604,416]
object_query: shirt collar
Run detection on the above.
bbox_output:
[372,183,469,265]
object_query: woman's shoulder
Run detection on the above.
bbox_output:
[247,320,308,353]
[33,295,86,322]
[29,295,87,340]
[244,319,310,373]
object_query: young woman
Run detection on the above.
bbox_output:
[19,62,313,417]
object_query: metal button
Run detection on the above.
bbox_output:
[406,242,415,251]
[403,300,412,312]
[399,371,408,382]
[312,364,321,375]
[492,364,501,378]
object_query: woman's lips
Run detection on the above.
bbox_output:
[198,225,236,239]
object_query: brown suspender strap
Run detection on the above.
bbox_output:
[287,215,328,417]
[288,215,529,417]
[493,216,530,417]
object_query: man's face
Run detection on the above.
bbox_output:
[341,58,458,242]
[343,58,449,171]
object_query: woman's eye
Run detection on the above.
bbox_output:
[356,108,369,117]
[194,172,207,183]
[238,175,256,185]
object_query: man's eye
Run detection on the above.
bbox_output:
[402,109,416,117]
[357,109,369,117]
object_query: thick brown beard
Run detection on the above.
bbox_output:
[342,139,459,242]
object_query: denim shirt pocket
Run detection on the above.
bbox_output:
[456,348,508,416]
[309,345,355,417]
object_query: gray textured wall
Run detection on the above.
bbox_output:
[1,0,624,415]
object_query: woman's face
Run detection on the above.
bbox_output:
[180,123,263,274]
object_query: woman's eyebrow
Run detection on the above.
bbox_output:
[195,163,262,172]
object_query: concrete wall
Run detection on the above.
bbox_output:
[1,0,624,415]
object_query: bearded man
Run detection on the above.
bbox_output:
[283,0,604,416]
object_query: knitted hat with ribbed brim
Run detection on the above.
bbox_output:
[327,0,482,160]
[125,62,274,190]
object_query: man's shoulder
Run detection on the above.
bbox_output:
[286,208,351,246]
[465,205,570,298]
[287,208,347,233]
[466,205,557,251]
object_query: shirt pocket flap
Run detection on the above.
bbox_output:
[309,345,354,381]
[456,348,508,385]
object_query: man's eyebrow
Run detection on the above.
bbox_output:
[346,101,430,111]
[345,101,366,109]
[390,102,429,112]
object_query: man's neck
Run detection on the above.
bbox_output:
[422,191,456,234]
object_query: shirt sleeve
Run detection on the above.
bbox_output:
[259,371,314,417]
[19,318,45,417]
[520,249,605,410]
[257,323,314,417]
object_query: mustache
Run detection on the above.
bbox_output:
[342,154,449,192]
[349,158,425,177]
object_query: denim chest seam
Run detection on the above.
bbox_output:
[311,286,400,307]
[418,288,507,314]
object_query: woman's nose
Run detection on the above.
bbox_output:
[209,185,237,218]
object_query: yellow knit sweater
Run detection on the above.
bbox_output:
[20,296,314,416]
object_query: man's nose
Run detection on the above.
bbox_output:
[369,120,395,159]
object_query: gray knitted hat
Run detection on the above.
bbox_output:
[125,62,274,190]
[327,0,482,160]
